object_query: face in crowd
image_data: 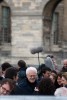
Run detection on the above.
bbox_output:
[43,71,51,78]
[61,72,67,86]
[63,60,67,68]
[57,76,62,85]
[0,82,11,95]
[0,79,14,95]
[26,67,37,83]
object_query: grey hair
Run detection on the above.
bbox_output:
[26,67,37,75]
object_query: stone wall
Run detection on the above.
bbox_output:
[1,0,49,65]
[0,0,67,66]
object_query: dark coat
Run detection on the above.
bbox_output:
[61,67,67,72]
[65,85,67,88]
[14,78,38,95]
[0,76,3,83]
[17,67,26,84]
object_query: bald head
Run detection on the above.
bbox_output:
[63,59,67,68]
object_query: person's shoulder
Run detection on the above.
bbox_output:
[54,87,67,96]
[18,78,27,87]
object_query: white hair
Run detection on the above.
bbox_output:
[26,67,37,75]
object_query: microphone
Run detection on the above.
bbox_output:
[31,47,43,54]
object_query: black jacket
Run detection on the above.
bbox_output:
[14,78,38,95]
[17,67,26,84]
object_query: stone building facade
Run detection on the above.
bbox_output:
[0,0,67,67]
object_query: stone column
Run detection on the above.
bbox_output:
[63,0,67,42]
[62,0,67,58]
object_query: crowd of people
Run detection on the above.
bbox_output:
[0,55,67,96]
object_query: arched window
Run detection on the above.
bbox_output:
[0,0,11,45]
[42,0,63,51]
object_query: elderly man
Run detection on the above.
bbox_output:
[61,59,67,72]
[14,67,38,95]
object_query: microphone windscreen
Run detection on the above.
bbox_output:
[31,48,37,54]
[31,47,43,54]
[36,47,43,53]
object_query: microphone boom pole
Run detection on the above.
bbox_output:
[38,52,40,66]
[30,47,43,66]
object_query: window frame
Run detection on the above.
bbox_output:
[0,1,11,45]
[52,12,59,45]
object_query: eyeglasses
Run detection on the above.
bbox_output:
[1,86,11,94]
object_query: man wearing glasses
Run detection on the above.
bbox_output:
[0,78,14,95]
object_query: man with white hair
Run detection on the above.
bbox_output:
[14,67,38,95]
[26,67,38,83]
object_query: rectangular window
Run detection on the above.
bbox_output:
[53,12,59,45]
[1,6,11,44]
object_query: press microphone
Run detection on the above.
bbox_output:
[31,47,43,54]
